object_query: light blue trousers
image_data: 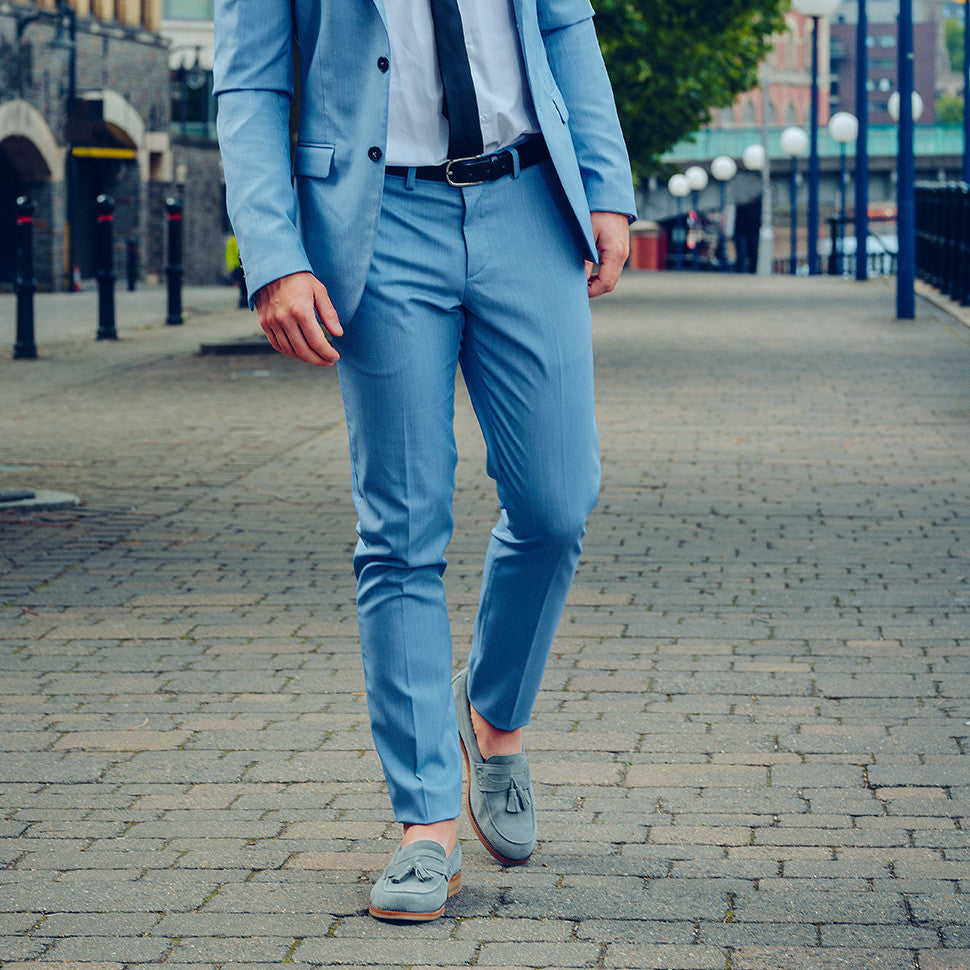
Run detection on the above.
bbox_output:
[334,159,600,824]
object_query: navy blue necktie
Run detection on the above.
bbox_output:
[428,0,484,159]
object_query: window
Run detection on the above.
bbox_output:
[164,0,214,19]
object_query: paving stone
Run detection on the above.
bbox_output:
[732,947,916,969]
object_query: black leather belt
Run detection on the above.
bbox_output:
[385,135,549,187]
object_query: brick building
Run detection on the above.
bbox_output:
[710,10,834,132]
[0,0,226,291]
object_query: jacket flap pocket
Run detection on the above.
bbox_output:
[294,143,335,179]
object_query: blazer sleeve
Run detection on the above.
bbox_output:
[213,0,313,304]
[539,3,637,220]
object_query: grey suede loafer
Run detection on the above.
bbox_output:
[369,840,461,921]
[452,667,537,865]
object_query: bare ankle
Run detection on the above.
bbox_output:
[470,704,523,760]
[401,819,458,855]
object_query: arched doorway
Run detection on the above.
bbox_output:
[0,101,59,287]
[70,90,144,278]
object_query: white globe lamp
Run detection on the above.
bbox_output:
[684,165,709,192]
[828,111,859,143]
[711,156,738,182]
[780,126,809,157]
[667,174,689,198]
[742,144,766,172]
[887,90,924,123]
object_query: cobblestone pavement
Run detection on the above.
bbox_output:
[0,273,968,970]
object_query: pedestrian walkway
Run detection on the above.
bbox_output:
[0,273,968,970]
[1,284,247,350]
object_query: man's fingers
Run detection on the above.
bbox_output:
[587,211,631,299]
[597,250,624,291]
[255,272,341,366]
[587,251,623,297]
[314,282,343,339]
[275,310,337,366]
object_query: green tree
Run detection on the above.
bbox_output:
[943,18,964,74]
[936,93,964,125]
[594,0,788,179]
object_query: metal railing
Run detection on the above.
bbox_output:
[770,215,899,277]
[822,215,898,277]
[914,181,970,306]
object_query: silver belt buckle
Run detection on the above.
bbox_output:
[445,155,486,187]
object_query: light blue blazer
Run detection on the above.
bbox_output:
[213,0,637,321]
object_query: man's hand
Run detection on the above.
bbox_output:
[586,211,631,298]
[254,271,343,366]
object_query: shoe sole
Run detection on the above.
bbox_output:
[460,736,533,867]
[368,872,462,922]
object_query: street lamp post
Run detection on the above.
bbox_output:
[172,46,208,136]
[781,126,809,275]
[742,143,771,274]
[855,0,869,281]
[895,0,916,319]
[888,89,922,319]
[793,0,840,276]
[828,111,859,275]
[50,0,77,292]
[668,174,691,270]
[711,155,737,269]
[684,165,709,270]
[964,0,970,183]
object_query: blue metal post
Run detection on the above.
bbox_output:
[674,199,684,270]
[896,0,916,319]
[838,143,848,275]
[855,0,869,280]
[963,0,970,183]
[808,15,821,275]
[790,156,799,275]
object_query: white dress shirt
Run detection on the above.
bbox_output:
[384,0,540,166]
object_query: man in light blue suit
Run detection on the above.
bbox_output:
[214,0,636,921]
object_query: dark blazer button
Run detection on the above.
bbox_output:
[368,146,383,162]
[377,56,390,72]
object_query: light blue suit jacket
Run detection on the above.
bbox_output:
[213,0,637,321]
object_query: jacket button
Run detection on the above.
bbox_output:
[368,146,383,162]
[377,56,390,72]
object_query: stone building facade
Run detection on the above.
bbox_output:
[1,0,227,291]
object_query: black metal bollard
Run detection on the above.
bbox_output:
[13,196,37,360]
[126,236,138,291]
[165,198,184,325]
[95,194,118,340]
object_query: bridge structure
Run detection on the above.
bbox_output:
[641,123,966,225]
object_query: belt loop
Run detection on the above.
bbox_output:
[509,147,521,179]
[405,167,417,191]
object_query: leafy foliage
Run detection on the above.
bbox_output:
[936,92,964,126]
[593,0,788,178]
[943,17,965,74]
